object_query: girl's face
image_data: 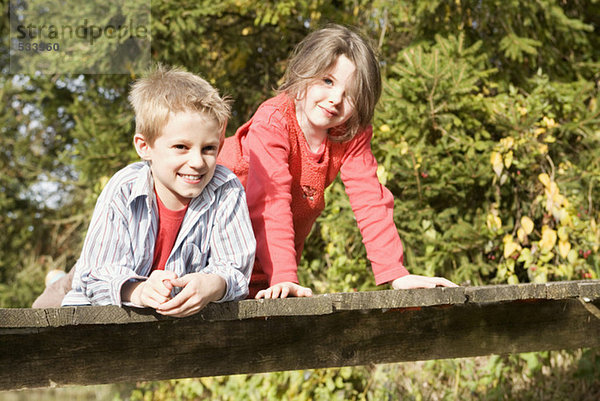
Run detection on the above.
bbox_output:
[295,54,356,140]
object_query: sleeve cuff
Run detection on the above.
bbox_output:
[373,266,410,286]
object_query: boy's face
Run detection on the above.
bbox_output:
[134,110,223,210]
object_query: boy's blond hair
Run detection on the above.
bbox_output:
[129,65,232,146]
[279,24,381,142]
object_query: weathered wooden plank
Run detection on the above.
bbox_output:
[1,280,599,390]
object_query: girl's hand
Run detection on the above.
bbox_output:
[392,274,458,290]
[255,282,313,299]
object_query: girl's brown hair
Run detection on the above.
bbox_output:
[279,24,381,142]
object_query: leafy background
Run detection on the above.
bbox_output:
[1,0,599,399]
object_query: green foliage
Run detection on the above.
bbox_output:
[118,350,600,401]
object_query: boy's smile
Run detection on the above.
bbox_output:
[134,110,222,210]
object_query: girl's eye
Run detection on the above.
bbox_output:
[323,78,333,85]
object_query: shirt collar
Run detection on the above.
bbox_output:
[127,162,237,209]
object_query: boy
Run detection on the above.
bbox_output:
[40,65,255,317]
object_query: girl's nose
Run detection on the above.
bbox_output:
[328,89,344,105]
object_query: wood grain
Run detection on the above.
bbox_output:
[1,281,599,390]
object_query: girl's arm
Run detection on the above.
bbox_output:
[340,126,410,284]
[341,127,457,288]
[244,107,302,288]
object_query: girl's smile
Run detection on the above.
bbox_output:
[295,54,356,151]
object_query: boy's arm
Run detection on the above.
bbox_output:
[71,175,150,306]
[203,179,256,302]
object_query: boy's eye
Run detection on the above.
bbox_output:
[173,144,187,150]
[203,145,218,153]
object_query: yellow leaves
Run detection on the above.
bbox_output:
[542,116,558,129]
[557,226,568,240]
[379,124,390,133]
[558,240,571,259]
[517,216,534,243]
[539,226,557,253]
[491,136,515,178]
[521,216,534,235]
[399,140,409,155]
[538,173,551,188]
[490,151,503,176]
[503,151,513,168]
[589,97,597,112]
[503,235,521,259]
[500,137,514,150]
[557,227,571,259]
[376,165,387,186]
[99,175,110,190]
[241,27,252,36]
[538,174,570,223]
[543,135,556,143]
[486,213,502,232]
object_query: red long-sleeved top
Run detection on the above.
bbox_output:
[218,93,408,294]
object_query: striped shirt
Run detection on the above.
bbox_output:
[62,162,256,306]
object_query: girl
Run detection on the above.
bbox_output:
[218,24,457,299]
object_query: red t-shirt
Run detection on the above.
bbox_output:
[151,192,188,271]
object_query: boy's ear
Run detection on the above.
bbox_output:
[217,122,228,156]
[133,133,152,160]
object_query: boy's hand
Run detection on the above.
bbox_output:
[391,274,458,290]
[255,282,313,299]
[156,273,226,317]
[123,270,177,308]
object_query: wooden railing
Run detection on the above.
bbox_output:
[1,280,600,390]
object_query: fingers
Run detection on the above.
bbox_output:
[158,294,203,318]
[162,279,174,292]
[433,277,459,287]
[255,288,270,299]
[392,274,459,290]
[147,270,178,298]
[255,282,313,299]
[167,273,199,289]
[157,289,187,312]
[137,283,170,309]
[298,287,314,297]
[157,273,226,317]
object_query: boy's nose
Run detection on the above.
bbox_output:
[188,152,206,169]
